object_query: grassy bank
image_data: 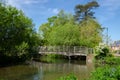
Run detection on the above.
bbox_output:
[56,56,120,80]
[89,56,120,80]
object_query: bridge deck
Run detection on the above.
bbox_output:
[39,52,87,56]
[38,46,93,57]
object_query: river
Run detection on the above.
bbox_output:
[0,59,94,80]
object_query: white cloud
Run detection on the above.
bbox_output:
[101,0,120,12]
[52,8,60,14]
[97,0,120,22]
[23,0,48,4]
[7,0,19,7]
[23,0,39,4]
[7,0,48,8]
[48,8,60,14]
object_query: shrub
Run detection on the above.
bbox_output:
[90,66,120,80]
[95,43,111,59]
[42,53,64,59]
[15,42,29,57]
[95,57,120,68]
[104,57,120,65]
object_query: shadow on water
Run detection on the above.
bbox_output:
[0,64,38,80]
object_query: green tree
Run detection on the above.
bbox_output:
[74,1,102,47]
[74,1,99,23]
[39,10,71,45]
[0,3,40,64]
[39,11,80,46]
[39,10,102,47]
[79,19,102,47]
[47,18,80,46]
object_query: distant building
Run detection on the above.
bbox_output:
[111,41,120,51]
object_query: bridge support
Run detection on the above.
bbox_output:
[68,55,86,60]
[68,56,71,60]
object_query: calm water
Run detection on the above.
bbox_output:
[0,60,94,80]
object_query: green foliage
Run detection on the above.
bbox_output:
[47,19,80,46]
[45,54,63,58]
[35,54,65,63]
[90,66,120,80]
[74,1,99,23]
[39,10,102,47]
[104,57,120,65]
[39,10,78,46]
[96,57,120,66]
[95,56,120,67]
[79,19,102,47]
[0,3,40,64]
[15,42,29,56]
[95,43,110,59]
[57,74,77,80]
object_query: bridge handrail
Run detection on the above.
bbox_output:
[38,46,93,55]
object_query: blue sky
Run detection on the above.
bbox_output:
[6,0,120,41]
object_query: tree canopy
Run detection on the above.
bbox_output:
[0,3,40,64]
[74,1,99,23]
[39,10,102,47]
[0,1,103,65]
[79,18,102,47]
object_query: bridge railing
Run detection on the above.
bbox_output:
[38,46,93,55]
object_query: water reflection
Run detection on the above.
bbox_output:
[32,60,94,80]
[0,65,38,80]
[0,60,94,80]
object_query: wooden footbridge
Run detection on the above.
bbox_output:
[38,46,93,60]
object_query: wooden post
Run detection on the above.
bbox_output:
[62,45,64,52]
[86,47,88,54]
[79,47,81,53]
[53,46,54,53]
[74,46,75,54]
[68,46,71,60]
[58,46,59,53]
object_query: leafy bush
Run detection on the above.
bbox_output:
[15,42,29,57]
[95,43,111,59]
[95,57,120,67]
[104,57,120,65]
[90,66,120,80]
[0,3,40,65]
[46,54,63,58]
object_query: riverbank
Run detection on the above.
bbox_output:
[2,53,119,80]
[89,56,120,80]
